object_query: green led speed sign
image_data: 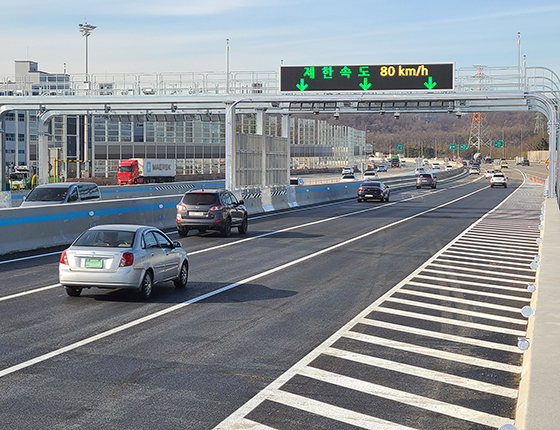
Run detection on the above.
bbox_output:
[280,63,454,92]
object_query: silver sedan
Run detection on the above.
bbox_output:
[59,224,188,299]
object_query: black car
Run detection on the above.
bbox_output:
[176,189,248,237]
[357,181,390,202]
[416,173,437,189]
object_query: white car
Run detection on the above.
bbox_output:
[340,174,358,182]
[445,165,454,171]
[59,224,189,299]
[414,168,426,175]
[362,170,379,181]
[341,167,354,175]
[490,173,508,188]
[484,169,496,179]
[469,167,480,175]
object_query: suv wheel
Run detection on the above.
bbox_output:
[178,227,189,237]
[238,215,248,234]
[221,217,232,237]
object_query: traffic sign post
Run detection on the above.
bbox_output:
[280,63,455,92]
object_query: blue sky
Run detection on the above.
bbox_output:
[0,0,558,78]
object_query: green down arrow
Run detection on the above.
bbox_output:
[424,76,437,90]
[296,78,308,91]
[359,77,372,91]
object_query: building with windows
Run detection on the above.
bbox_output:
[1,61,367,183]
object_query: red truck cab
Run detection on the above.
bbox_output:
[117,160,141,185]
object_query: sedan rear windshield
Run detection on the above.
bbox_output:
[182,193,218,205]
[362,182,381,187]
[74,230,135,248]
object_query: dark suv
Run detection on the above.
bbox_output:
[176,189,248,237]
[416,173,437,189]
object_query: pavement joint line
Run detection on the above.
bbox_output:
[393,288,529,314]
[458,237,541,247]
[437,253,534,266]
[404,281,533,303]
[293,366,513,428]
[455,239,540,251]
[384,297,528,326]
[418,269,534,285]
[427,263,536,280]
[340,331,523,373]
[444,246,537,260]
[373,306,527,336]
[356,318,522,353]
[321,346,520,398]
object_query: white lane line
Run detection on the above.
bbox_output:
[321,347,519,398]
[434,257,535,272]
[357,319,522,353]
[441,249,533,264]
[455,239,539,252]
[406,280,530,301]
[385,297,527,326]
[264,390,416,430]
[0,284,61,302]
[394,288,527,313]
[294,366,513,428]
[341,331,522,373]
[374,306,527,336]
[419,268,534,285]
[427,263,536,281]
[464,232,541,244]
[0,186,490,379]
[226,418,278,430]
[450,242,537,256]
[0,251,62,265]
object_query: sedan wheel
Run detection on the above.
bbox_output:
[139,271,153,299]
[65,286,82,297]
[174,262,188,288]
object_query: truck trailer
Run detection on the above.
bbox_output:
[117,159,176,185]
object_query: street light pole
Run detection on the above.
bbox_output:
[79,22,96,88]
[79,22,95,178]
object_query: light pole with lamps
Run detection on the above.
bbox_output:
[79,22,95,177]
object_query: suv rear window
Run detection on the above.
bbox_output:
[419,174,432,178]
[182,193,218,205]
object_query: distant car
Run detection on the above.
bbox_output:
[362,170,379,181]
[500,161,509,168]
[290,177,305,186]
[445,165,453,171]
[490,173,508,188]
[340,174,358,182]
[21,182,100,207]
[469,167,480,175]
[400,160,406,166]
[59,224,188,299]
[377,165,388,172]
[176,189,248,237]
[357,181,390,202]
[484,169,496,179]
[521,159,530,166]
[341,167,354,175]
[416,173,437,189]
[414,167,426,175]
[432,162,440,169]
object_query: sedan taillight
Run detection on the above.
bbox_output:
[60,250,68,265]
[119,252,134,267]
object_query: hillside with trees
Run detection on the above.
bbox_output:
[319,111,548,159]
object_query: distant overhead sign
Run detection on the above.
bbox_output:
[280,63,454,92]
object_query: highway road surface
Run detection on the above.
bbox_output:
[0,166,544,429]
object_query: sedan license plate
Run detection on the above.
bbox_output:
[85,258,103,268]
[365,194,374,198]
[189,211,205,217]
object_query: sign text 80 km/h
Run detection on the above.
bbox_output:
[280,63,454,93]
